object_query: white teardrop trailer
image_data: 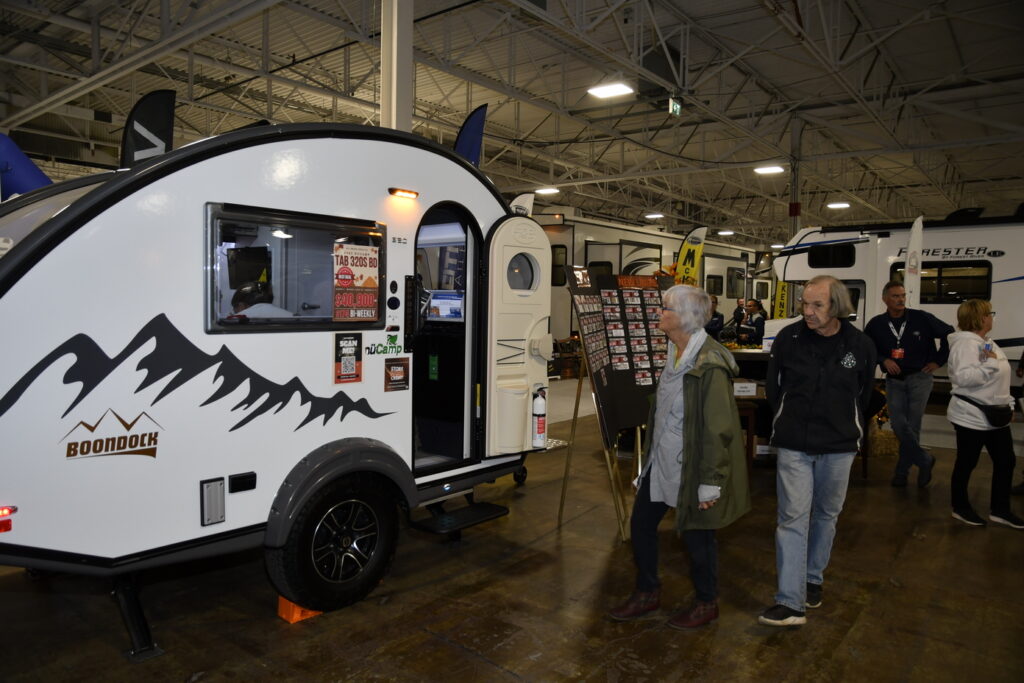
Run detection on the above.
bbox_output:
[0,124,552,658]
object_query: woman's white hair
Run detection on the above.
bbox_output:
[662,284,711,334]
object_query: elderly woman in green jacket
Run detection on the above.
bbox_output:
[608,284,751,629]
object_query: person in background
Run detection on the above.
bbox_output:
[704,295,725,340]
[230,281,294,318]
[1015,348,1024,495]
[945,300,1023,528]
[758,276,876,627]
[864,281,954,488]
[732,298,746,328]
[738,298,765,346]
[608,285,750,629]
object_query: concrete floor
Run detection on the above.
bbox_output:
[2,412,1023,682]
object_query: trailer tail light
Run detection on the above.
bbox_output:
[0,505,16,533]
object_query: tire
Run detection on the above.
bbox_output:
[266,475,398,611]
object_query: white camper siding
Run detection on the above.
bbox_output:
[0,136,507,558]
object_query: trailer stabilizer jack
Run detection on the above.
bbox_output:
[112,574,164,661]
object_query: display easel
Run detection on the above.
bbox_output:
[557,354,630,541]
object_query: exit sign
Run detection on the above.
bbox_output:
[668,97,683,117]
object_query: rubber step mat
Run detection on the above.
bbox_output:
[409,502,509,534]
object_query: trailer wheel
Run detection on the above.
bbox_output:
[266,476,397,612]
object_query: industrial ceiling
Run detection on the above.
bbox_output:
[2,0,1023,247]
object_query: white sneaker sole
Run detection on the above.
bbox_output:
[951,511,985,526]
[989,514,1024,529]
[758,614,807,626]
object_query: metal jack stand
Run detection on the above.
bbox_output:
[112,573,164,661]
[557,355,630,542]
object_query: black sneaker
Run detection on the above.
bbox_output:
[805,583,823,609]
[952,508,986,526]
[891,473,908,488]
[758,604,806,626]
[989,511,1024,529]
[918,455,936,489]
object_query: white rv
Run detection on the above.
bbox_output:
[537,209,764,340]
[0,123,551,657]
[771,212,1024,373]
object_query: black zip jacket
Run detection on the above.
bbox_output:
[767,319,877,454]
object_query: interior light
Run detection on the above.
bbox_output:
[271,229,293,239]
[717,230,735,236]
[588,82,634,98]
[754,165,785,175]
[388,187,419,199]
[827,201,851,209]
[645,213,664,219]
[771,243,785,249]
[535,187,559,195]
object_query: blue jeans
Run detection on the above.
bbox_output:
[774,449,855,611]
[886,373,934,476]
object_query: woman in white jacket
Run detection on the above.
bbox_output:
[946,299,1023,528]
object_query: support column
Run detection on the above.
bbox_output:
[380,0,413,132]
[789,118,804,236]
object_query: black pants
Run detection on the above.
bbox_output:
[631,474,718,602]
[951,424,1016,515]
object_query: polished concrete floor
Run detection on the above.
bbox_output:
[2,413,1023,682]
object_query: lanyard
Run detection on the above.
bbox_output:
[888,319,906,347]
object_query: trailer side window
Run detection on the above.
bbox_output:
[207,203,385,332]
[889,260,991,304]
[705,274,723,296]
[808,243,856,268]
[551,245,567,286]
[726,267,745,299]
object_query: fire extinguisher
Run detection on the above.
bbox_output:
[532,388,547,448]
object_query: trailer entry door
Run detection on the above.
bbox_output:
[485,216,551,456]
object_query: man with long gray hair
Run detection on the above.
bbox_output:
[758,275,876,627]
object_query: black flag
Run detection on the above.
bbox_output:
[120,90,176,168]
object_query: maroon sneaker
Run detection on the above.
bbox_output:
[667,600,719,630]
[607,589,661,621]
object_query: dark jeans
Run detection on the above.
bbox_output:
[630,474,718,602]
[951,424,1016,514]
[886,373,934,476]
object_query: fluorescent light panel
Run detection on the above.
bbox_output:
[588,82,634,98]
[645,213,664,219]
[535,187,559,195]
[827,201,851,209]
[754,165,785,175]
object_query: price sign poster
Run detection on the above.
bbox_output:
[333,243,380,321]
[334,333,362,384]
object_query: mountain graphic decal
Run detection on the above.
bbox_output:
[0,314,391,430]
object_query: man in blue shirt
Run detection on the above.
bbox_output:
[864,281,954,488]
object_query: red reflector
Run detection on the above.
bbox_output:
[0,519,11,533]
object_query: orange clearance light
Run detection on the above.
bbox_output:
[388,187,419,200]
[0,505,16,517]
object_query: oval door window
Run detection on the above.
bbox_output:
[507,252,537,290]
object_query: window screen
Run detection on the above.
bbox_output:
[207,203,385,332]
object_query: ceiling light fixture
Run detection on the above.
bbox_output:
[771,243,785,249]
[717,230,735,236]
[587,81,634,98]
[645,213,664,219]
[827,201,851,209]
[754,165,785,175]
[535,187,560,195]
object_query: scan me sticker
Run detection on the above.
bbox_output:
[334,333,362,384]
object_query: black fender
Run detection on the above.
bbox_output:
[264,437,415,548]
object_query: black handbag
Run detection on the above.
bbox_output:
[953,394,1014,428]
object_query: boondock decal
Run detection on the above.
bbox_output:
[0,314,390,431]
[62,409,163,458]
